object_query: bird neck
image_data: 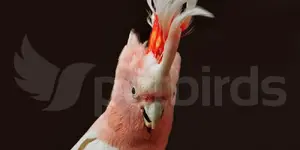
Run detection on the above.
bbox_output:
[96,103,170,150]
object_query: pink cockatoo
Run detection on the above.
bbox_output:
[71,0,213,149]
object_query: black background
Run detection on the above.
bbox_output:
[7,0,300,149]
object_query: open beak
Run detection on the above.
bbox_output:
[142,100,164,132]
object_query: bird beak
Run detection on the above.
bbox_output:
[142,100,164,130]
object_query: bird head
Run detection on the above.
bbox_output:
[112,29,179,136]
[105,0,213,146]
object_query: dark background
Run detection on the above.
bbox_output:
[7,0,300,149]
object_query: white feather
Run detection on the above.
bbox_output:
[146,0,214,35]
[169,6,214,34]
[71,129,118,150]
[147,0,155,12]
[146,10,154,27]
[84,140,118,150]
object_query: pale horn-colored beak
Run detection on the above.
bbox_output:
[143,100,164,129]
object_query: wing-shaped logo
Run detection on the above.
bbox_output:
[14,35,96,111]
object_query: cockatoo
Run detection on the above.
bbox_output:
[71,0,213,149]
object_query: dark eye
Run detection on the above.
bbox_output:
[131,87,136,95]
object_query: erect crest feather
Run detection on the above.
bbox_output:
[146,0,214,38]
[146,0,214,75]
[126,29,140,46]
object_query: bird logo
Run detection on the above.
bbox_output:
[14,35,96,111]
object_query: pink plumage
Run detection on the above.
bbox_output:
[72,0,213,149]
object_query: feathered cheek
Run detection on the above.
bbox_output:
[115,64,133,80]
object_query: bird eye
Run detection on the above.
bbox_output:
[131,87,136,95]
